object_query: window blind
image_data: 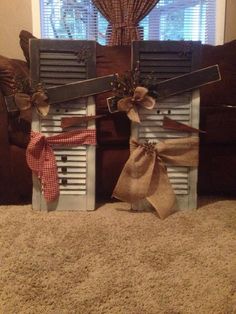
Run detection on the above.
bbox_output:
[40,0,108,44]
[40,0,222,45]
[140,0,216,44]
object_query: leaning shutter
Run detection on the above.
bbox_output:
[30,39,96,211]
[131,40,201,211]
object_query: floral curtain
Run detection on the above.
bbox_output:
[92,0,160,46]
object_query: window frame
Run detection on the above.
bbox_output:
[31,0,226,45]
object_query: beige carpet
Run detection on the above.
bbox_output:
[0,197,236,314]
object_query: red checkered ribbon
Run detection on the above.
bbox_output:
[26,129,96,202]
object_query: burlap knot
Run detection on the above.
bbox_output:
[14,86,50,116]
[117,86,156,123]
[26,129,96,202]
[112,136,199,219]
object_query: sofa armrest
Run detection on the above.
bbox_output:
[0,90,12,202]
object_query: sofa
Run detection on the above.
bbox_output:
[0,54,32,204]
[199,41,236,195]
[0,31,235,204]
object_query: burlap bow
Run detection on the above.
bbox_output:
[113,137,199,219]
[117,86,156,123]
[14,86,50,116]
[26,129,96,202]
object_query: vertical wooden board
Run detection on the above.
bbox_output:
[131,41,201,212]
[30,39,96,211]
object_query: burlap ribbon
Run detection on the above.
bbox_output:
[112,137,199,219]
[117,86,156,123]
[14,87,50,116]
[26,129,96,202]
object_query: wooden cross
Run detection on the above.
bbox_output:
[5,64,220,113]
[128,40,210,215]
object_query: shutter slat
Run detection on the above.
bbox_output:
[55,155,87,162]
[140,66,190,73]
[40,77,87,86]
[140,115,190,121]
[55,150,87,156]
[58,167,86,173]
[140,52,190,60]
[141,60,192,67]
[167,167,188,173]
[56,161,87,167]
[40,52,80,59]
[40,72,87,79]
[40,65,86,72]
[40,60,84,66]
[59,173,86,178]
[59,191,86,195]
[140,109,190,115]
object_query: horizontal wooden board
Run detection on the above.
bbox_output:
[46,75,116,104]
[150,65,220,99]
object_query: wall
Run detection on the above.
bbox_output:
[0,0,32,60]
[225,0,236,42]
[0,0,236,61]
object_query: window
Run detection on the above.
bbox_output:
[39,0,108,44]
[140,0,225,45]
[35,0,225,45]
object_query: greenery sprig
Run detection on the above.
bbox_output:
[111,62,160,100]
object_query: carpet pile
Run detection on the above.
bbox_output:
[0,197,236,313]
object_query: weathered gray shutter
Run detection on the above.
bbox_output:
[30,39,96,211]
[131,41,201,211]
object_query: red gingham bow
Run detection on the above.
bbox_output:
[26,129,96,202]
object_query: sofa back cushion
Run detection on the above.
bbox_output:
[200,40,236,106]
[96,43,131,111]
[0,55,29,96]
[96,43,131,145]
[0,55,31,147]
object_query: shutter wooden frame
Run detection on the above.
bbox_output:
[131,40,201,212]
[30,39,96,211]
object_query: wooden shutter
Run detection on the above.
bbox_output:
[30,39,96,211]
[131,41,201,211]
